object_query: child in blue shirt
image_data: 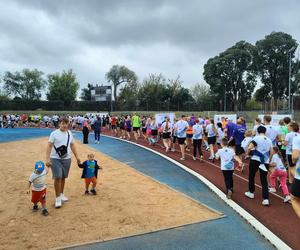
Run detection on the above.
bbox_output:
[78,153,101,195]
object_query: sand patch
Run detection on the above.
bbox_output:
[0,138,221,250]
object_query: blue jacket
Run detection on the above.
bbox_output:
[78,160,101,178]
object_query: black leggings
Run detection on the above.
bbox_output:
[248,160,269,199]
[193,139,203,157]
[222,170,234,191]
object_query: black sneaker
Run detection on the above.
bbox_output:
[42,208,49,216]
[90,189,97,195]
[33,205,38,211]
[85,190,89,195]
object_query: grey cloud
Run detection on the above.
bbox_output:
[1,0,300,90]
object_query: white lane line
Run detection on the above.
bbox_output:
[103,134,291,250]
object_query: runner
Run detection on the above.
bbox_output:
[283,122,299,184]
[245,125,273,206]
[206,119,218,161]
[175,115,189,160]
[132,113,141,142]
[192,118,204,161]
[264,115,280,145]
[291,134,300,218]
[111,115,118,137]
[161,117,172,152]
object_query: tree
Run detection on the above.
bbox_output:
[203,41,257,111]
[118,81,139,110]
[47,70,79,105]
[3,69,46,100]
[80,83,93,101]
[190,83,214,111]
[254,31,298,110]
[138,74,168,111]
[106,65,137,102]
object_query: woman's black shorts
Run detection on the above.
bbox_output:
[162,132,171,139]
[207,136,216,145]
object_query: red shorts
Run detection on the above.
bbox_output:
[31,189,46,205]
[85,177,97,186]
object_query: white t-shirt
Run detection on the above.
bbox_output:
[49,129,74,159]
[52,115,59,122]
[206,124,216,137]
[285,132,299,155]
[241,137,253,151]
[271,154,286,171]
[250,135,272,164]
[265,124,279,144]
[215,147,235,170]
[217,128,225,144]
[293,136,300,180]
[192,124,203,140]
[175,120,189,138]
[161,122,173,133]
[29,169,47,191]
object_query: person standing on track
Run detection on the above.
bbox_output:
[175,115,189,161]
[46,117,81,208]
[245,125,273,206]
[132,113,141,142]
[93,116,101,144]
[111,115,118,137]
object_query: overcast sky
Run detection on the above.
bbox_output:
[1,0,300,93]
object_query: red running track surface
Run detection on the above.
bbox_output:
[102,130,300,249]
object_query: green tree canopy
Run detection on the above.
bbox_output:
[203,41,256,111]
[80,83,93,101]
[254,31,298,110]
[190,83,214,111]
[47,70,79,105]
[3,68,46,100]
[106,65,137,102]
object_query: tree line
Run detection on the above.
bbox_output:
[1,31,300,112]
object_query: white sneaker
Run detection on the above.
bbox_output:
[97,141,100,144]
[269,187,276,193]
[180,157,185,161]
[227,190,233,199]
[262,199,269,206]
[200,156,204,162]
[284,195,291,203]
[193,156,196,161]
[55,197,62,208]
[60,193,68,202]
[245,191,254,199]
[171,148,175,152]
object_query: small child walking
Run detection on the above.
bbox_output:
[269,146,291,203]
[215,138,243,199]
[78,153,101,195]
[27,161,49,216]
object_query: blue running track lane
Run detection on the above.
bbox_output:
[0,129,275,250]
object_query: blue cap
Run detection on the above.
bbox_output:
[35,161,45,172]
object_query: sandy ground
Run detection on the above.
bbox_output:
[0,137,221,250]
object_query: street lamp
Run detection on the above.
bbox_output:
[288,52,292,113]
[224,83,227,112]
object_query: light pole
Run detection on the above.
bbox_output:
[288,52,292,114]
[224,83,227,112]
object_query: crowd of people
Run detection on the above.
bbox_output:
[2,112,300,218]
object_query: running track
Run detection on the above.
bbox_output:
[101,129,300,250]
